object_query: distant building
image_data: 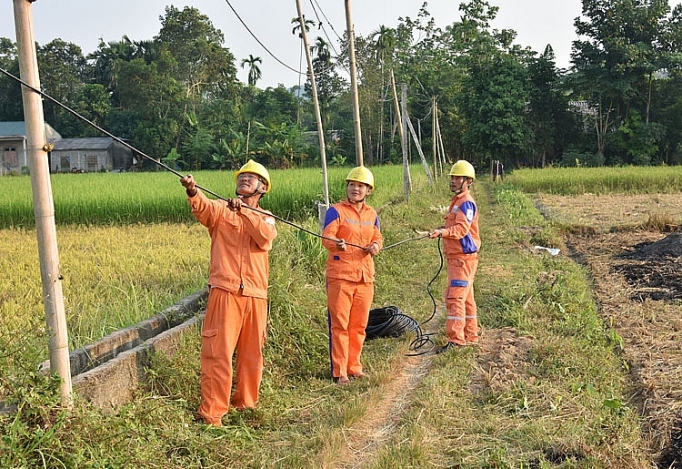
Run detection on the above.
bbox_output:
[51,137,134,173]
[0,121,61,175]
[0,121,134,175]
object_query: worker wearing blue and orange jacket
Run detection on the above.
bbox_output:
[322,166,383,385]
[180,160,277,426]
[428,160,481,354]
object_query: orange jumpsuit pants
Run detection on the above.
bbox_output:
[445,255,479,346]
[197,287,267,426]
[326,277,373,378]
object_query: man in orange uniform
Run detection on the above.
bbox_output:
[322,166,383,385]
[428,160,481,354]
[180,160,277,426]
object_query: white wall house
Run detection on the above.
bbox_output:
[0,121,61,175]
[0,121,134,175]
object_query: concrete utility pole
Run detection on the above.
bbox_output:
[344,0,363,167]
[14,0,72,407]
[295,0,330,229]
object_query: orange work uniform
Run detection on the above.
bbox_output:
[441,190,480,346]
[322,200,383,379]
[189,190,277,426]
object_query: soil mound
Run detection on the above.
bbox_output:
[613,233,682,301]
[617,233,682,261]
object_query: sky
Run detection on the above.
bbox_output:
[1,1,680,89]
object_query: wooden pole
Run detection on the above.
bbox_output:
[401,83,410,200]
[406,115,433,186]
[13,0,72,407]
[344,0,363,166]
[295,0,329,229]
[390,70,403,142]
[432,97,437,178]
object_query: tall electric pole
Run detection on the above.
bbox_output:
[344,0,363,167]
[295,0,330,230]
[14,0,72,407]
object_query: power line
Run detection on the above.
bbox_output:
[307,0,340,56]
[311,0,344,43]
[222,0,302,75]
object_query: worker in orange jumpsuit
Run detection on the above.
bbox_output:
[322,166,383,385]
[180,160,277,426]
[428,160,481,354]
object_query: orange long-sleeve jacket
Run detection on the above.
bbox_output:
[442,190,480,258]
[322,200,383,283]
[189,190,277,298]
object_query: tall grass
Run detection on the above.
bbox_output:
[508,165,682,194]
[0,165,418,228]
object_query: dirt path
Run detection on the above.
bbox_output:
[335,351,434,469]
[333,325,533,468]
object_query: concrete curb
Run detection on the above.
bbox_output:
[40,289,208,377]
[70,289,207,411]
[31,289,209,412]
[73,313,205,412]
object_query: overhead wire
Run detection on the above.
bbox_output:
[307,0,340,57]
[310,0,344,44]
[222,0,302,75]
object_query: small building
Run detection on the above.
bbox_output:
[0,121,61,175]
[51,137,134,173]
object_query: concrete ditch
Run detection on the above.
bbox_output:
[47,288,207,412]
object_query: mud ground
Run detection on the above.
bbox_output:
[539,193,682,468]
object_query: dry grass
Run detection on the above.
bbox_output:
[535,193,682,232]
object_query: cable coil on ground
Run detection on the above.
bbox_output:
[365,238,445,355]
[366,306,420,340]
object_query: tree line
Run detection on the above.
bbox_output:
[2,0,682,172]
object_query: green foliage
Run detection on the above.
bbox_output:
[162,147,187,170]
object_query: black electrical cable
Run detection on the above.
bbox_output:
[366,237,445,356]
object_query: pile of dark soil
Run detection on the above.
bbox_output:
[618,233,682,260]
[613,233,682,301]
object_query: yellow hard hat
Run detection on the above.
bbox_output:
[234,159,271,193]
[449,160,476,180]
[345,166,374,189]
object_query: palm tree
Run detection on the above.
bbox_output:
[291,16,315,126]
[370,25,395,163]
[240,55,262,87]
[311,37,331,66]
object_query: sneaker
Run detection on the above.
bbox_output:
[335,376,350,385]
[435,342,460,354]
